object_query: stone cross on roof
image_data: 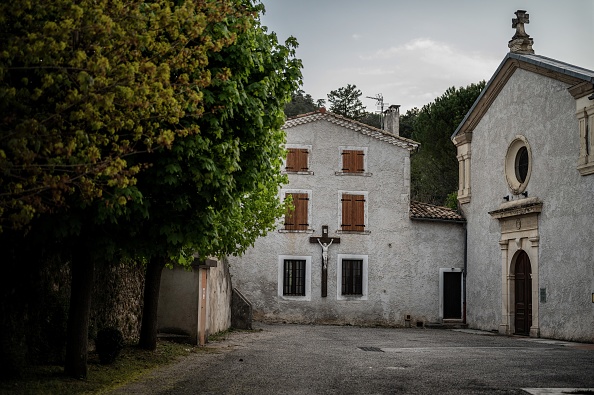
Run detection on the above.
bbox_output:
[508,10,534,54]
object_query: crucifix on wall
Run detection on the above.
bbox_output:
[309,225,340,297]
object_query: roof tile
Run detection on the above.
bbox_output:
[284,110,419,150]
[410,201,465,222]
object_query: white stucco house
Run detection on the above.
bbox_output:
[228,108,466,327]
[452,11,594,342]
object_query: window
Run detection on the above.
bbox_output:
[342,150,365,172]
[339,192,367,233]
[283,259,306,296]
[341,259,363,295]
[336,147,370,176]
[337,254,368,300]
[284,145,312,174]
[505,136,532,195]
[282,190,311,232]
[278,255,311,300]
[577,105,594,175]
[515,146,529,183]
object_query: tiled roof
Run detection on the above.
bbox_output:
[409,201,465,222]
[284,109,419,151]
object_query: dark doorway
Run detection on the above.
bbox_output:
[443,271,462,319]
[514,251,532,335]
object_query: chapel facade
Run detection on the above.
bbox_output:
[452,10,594,341]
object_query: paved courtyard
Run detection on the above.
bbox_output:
[110,323,594,395]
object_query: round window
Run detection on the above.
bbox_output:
[505,136,532,195]
[515,146,529,183]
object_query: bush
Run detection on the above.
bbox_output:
[95,328,124,365]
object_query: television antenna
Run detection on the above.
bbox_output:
[366,93,389,129]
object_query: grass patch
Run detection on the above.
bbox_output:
[0,340,202,395]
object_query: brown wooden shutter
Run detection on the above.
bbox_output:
[341,193,365,232]
[286,148,308,172]
[341,193,353,231]
[285,193,309,230]
[342,150,364,172]
[285,148,297,171]
[353,195,366,231]
[297,149,309,171]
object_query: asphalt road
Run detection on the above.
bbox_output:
[110,323,594,395]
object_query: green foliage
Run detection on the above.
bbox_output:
[445,192,459,210]
[399,107,419,140]
[409,81,485,205]
[96,327,124,365]
[0,0,302,377]
[327,84,366,120]
[284,89,320,117]
[123,4,302,263]
[0,0,246,232]
[359,112,382,129]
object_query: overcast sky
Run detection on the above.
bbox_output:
[260,0,594,113]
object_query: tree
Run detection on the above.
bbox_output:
[359,112,382,129]
[130,10,301,350]
[284,89,319,117]
[327,84,366,120]
[0,0,221,233]
[409,81,485,206]
[0,0,301,378]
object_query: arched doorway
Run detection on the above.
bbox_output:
[514,251,532,335]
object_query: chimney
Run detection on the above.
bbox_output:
[384,105,400,136]
[508,10,534,54]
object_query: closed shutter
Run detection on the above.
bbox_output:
[286,148,308,172]
[285,193,309,230]
[341,150,364,172]
[353,195,366,232]
[341,193,365,232]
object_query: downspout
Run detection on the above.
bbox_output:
[463,222,468,324]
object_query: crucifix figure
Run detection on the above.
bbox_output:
[309,225,340,297]
[318,238,333,269]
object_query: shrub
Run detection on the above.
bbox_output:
[95,328,124,365]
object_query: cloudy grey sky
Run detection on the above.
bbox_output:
[260,0,594,113]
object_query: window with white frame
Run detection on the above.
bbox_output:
[278,255,311,300]
[284,144,313,174]
[336,254,368,300]
[281,189,312,232]
[336,146,371,176]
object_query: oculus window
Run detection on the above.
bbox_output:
[505,136,532,195]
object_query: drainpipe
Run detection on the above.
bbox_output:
[463,222,468,324]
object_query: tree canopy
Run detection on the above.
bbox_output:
[0,0,302,378]
[408,81,485,206]
[326,84,366,120]
[284,89,320,117]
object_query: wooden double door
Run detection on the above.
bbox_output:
[514,251,532,335]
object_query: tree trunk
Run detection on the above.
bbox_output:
[64,245,94,379]
[138,256,165,350]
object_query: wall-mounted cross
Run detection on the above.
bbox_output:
[309,225,340,297]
